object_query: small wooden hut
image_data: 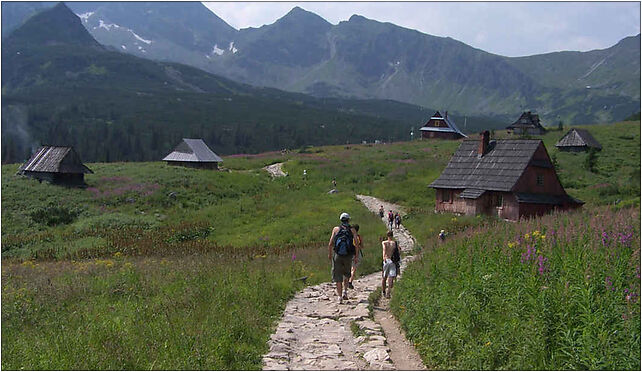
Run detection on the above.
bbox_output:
[555,129,602,152]
[18,145,93,186]
[163,138,223,169]
[429,131,582,221]
[506,111,546,135]
[419,111,467,140]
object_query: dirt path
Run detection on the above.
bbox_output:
[262,195,426,370]
[264,162,287,178]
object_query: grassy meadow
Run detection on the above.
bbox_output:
[1,120,640,369]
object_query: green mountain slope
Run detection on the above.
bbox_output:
[2,3,464,164]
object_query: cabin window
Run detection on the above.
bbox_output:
[495,194,503,208]
[441,189,452,203]
[536,174,544,186]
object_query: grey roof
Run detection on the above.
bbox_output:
[419,111,467,137]
[555,129,602,150]
[507,111,545,130]
[163,138,223,163]
[19,146,92,174]
[459,188,486,199]
[515,193,584,205]
[429,139,542,191]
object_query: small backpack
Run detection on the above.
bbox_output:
[334,224,355,256]
[391,241,401,264]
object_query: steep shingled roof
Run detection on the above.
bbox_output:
[506,111,545,130]
[419,111,467,137]
[18,146,93,174]
[429,139,542,191]
[555,129,602,150]
[163,138,223,162]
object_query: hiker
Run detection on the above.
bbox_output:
[394,212,401,229]
[328,213,360,303]
[379,205,385,218]
[332,178,337,188]
[348,224,363,289]
[302,169,307,180]
[439,229,446,242]
[382,230,398,299]
[387,210,394,230]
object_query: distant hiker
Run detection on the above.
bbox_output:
[439,229,446,242]
[387,210,394,230]
[328,213,360,303]
[382,230,398,299]
[348,224,363,289]
[379,205,385,218]
[332,178,337,188]
[303,169,307,180]
[394,212,401,229]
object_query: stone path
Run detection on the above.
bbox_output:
[264,162,287,178]
[262,195,425,370]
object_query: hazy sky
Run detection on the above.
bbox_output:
[203,1,640,57]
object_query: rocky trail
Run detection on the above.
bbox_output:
[262,195,425,370]
[264,162,287,178]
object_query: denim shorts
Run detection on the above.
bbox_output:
[382,259,397,278]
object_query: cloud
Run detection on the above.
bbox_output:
[202,1,640,57]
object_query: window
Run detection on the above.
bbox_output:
[441,189,453,203]
[495,194,503,208]
[536,174,544,186]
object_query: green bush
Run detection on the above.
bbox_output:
[30,204,80,226]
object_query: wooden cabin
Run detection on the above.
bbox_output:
[18,145,93,186]
[419,111,467,140]
[429,131,583,221]
[555,129,602,152]
[506,111,546,135]
[163,138,223,169]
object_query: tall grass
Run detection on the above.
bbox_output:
[392,207,641,369]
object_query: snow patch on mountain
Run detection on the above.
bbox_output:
[98,19,120,31]
[212,44,225,56]
[121,45,127,50]
[229,42,238,54]
[77,12,94,23]
[131,31,152,45]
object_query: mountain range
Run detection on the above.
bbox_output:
[5,3,499,164]
[3,1,639,125]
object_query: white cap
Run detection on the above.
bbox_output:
[440,230,445,233]
[340,212,350,221]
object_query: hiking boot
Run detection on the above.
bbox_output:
[348,282,354,289]
[337,296,343,304]
[342,291,349,300]
[385,291,391,299]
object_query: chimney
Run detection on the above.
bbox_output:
[478,130,490,156]
[444,111,448,119]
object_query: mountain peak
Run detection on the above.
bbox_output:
[278,6,331,27]
[6,2,101,48]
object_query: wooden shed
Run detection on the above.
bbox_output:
[506,111,546,135]
[555,129,602,152]
[163,138,223,169]
[18,145,93,186]
[429,131,583,221]
[419,111,467,140]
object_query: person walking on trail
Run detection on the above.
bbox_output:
[328,213,360,303]
[348,224,363,289]
[379,205,385,219]
[394,212,402,229]
[382,230,398,299]
[332,178,337,188]
[387,210,394,230]
[439,229,446,242]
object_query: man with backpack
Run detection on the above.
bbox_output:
[328,212,361,303]
[387,210,394,230]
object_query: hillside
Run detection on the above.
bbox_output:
[1,119,639,369]
[3,2,637,125]
[2,3,469,164]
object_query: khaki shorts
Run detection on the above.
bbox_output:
[332,253,354,282]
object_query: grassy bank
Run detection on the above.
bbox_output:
[392,207,641,369]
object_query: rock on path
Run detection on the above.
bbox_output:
[264,162,287,178]
[262,195,425,370]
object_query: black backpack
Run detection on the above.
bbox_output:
[334,224,355,256]
[391,241,401,264]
